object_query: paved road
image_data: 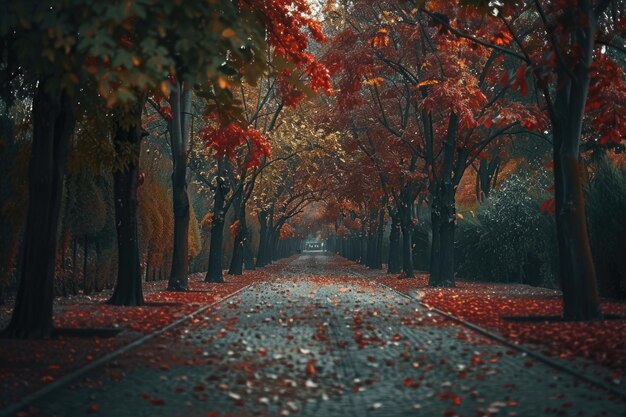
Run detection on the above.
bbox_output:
[17,254,626,416]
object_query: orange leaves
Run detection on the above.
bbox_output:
[413,79,440,89]
[279,223,296,241]
[368,28,391,48]
[491,30,512,46]
[364,77,385,87]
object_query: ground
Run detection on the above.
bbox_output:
[2,253,624,417]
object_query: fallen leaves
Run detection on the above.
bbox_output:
[0,271,272,408]
[305,359,318,377]
[380,274,626,373]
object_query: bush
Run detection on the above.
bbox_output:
[455,166,558,286]
[456,158,626,299]
[586,157,626,299]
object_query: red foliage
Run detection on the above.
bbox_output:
[380,275,626,374]
[201,122,271,168]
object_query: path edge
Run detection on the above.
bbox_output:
[0,283,254,417]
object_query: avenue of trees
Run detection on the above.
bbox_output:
[0,0,624,339]
[0,0,333,338]
[317,0,625,320]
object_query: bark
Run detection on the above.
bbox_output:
[167,85,192,291]
[477,154,500,201]
[436,185,456,287]
[400,224,414,278]
[109,99,147,306]
[228,189,245,275]
[359,230,368,265]
[3,83,75,338]
[83,237,90,295]
[388,211,401,274]
[429,113,458,287]
[372,209,385,269]
[551,5,600,319]
[398,202,414,278]
[256,211,268,267]
[205,165,229,283]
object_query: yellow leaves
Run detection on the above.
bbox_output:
[160,81,170,96]
[381,11,396,24]
[456,213,464,220]
[364,77,385,87]
[132,56,141,67]
[217,76,230,89]
[414,79,439,89]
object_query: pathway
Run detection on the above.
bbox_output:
[12,253,625,417]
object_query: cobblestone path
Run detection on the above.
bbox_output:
[20,254,626,417]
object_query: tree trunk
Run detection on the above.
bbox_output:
[206,217,225,282]
[205,166,229,283]
[109,100,147,306]
[433,183,456,287]
[256,211,268,267]
[399,204,414,278]
[228,191,245,275]
[83,237,90,295]
[3,83,75,338]
[168,84,192,291]
[400,225,414,278]
[372,209,385,269]
[388,211,401,274]
[244,236,255,271]
[552,43,600,319]
[72,237,78,286]
[542,1,601,320]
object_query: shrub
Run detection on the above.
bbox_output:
[455,166,558,286]
[586,157,626,299]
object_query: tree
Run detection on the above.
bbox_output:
[417,0,624,317]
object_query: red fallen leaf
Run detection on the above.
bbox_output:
[562,402,573,408]
[159,364,170,371]
[40,375,55,382]
[86,403,100,414]
[193,384,206,391]
[452,395,462,406]
[206,412,219,417]
[392,333,402,341]
[150,397,165,406]
[305,359,317,377]
[175,387,185,393]
[141,393,151,399]
[402,377,419,388]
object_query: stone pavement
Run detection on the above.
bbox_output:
[14,254,626,417]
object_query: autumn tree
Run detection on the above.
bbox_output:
[415,0,625,317]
